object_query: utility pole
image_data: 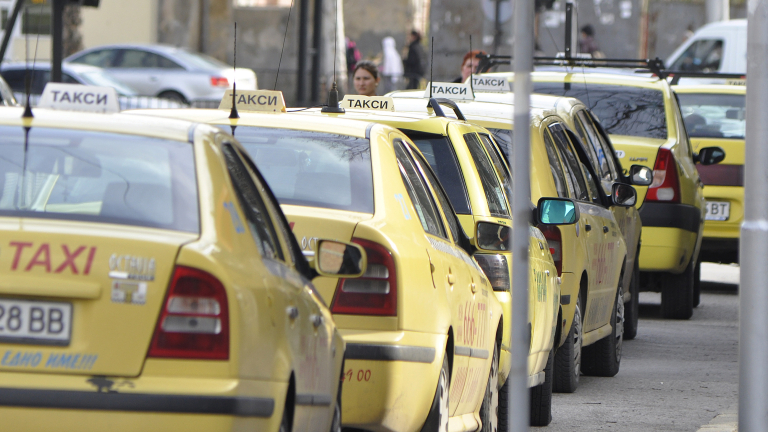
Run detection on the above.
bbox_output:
[310,0,323,105]
[508,0,533,430]
[297,0,310,105]
[51,0,65,82]
[739,2,767,431]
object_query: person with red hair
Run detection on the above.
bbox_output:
[453,50,487,83]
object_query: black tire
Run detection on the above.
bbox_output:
[693,259,701,308]
[498,377,509,432]
[623,260,640,340]
[582,282,624,377]
[279,398,293,432]
[329,377,342,432]
[660,259,695,319]
[553,295,582,393]
[529,348,555,427]
[480,344,499,432]
[420,356,449,432]
[157,90,188,104]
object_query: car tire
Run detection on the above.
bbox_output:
[660,259,694,319]
[529,348,554,427]
[157,90,188,104]
[553,295,581,393]
[329,375,342,432]
[582,282,623,377]
[420,356,449,432]
[623,260,640,340]
[693,259,701,308]
[480,344,499,432]
[279,398,293,432]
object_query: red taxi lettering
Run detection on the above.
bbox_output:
[25,244,51,272]
[9,242,32,270]
[9,242,97,275]
[55,245,87,274]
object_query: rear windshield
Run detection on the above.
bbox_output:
[677,93,745,139]
[222,126,374,214]
[0,126,199,232]
[533,82,668,139]
[403,131,471,215]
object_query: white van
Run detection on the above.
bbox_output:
[666,19,746,74]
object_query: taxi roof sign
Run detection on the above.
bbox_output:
[219,90,286,112]
[342,95,395,111]
[423,82,474,101]
[471,76,512,92]
[39,83,120,114]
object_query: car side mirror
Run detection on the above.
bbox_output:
[313,240,367,278]
[536,197,580,225]
[611,183,637,207]
[629,165,653,186]
[475,221,512,252]
[695,146,726,165]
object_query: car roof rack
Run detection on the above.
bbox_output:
[666,71,746,85]
[427,97,467,121]
[476,53,668,79]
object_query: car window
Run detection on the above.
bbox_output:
[479,133,512,202]
[543,131,569,198]
[0,69,26,93]
[222,143,284,261]
[408,144,461,243]
[219,126,374,214]
[464,133,510,217]
[115,49,183,69]
[70,49,117,68]
[677,92,745,139]
[585,111,621,180]
[405,131,471,214]
[394,140,447,239]
[487,128,512,157]
[533,82,667,139]
[0,126,199,232]
[671,95,694,158]
[61,73,80,84]
[549,124,589,201]
[670,39,724,72]
[581,161,602,204]
[574,111,610,180]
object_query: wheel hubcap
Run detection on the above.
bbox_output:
[573,301,582,380]
[489,349,499,432]
[438,367,449,432]
[615,285,624,361]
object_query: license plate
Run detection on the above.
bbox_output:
[705,201,730,221]
[0,299,72,346]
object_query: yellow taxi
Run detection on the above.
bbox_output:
[390,85,634,394]
[673,84,744,274]
[0,84,359,432]
[131,91,506,432]
[481,71,725,319]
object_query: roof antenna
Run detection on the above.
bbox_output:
[429,36,434,98]
[229,22,239,120]
[321,0,343,113]
[274,0,295,90]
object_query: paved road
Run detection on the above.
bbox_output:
[537,263,739,431]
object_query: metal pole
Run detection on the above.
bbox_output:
[51,0,64,83]
[297,0,310,105]
[493,0,502,55]
[0,0,24,64]
[509,0,533,431]
[739,2,768,430]
[310,0,323,105]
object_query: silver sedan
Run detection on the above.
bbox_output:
[65,44,258,105]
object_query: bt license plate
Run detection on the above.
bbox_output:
[705,201,730,221]
[0,299,72,345]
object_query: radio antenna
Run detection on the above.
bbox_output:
[429,36,434,98]
[274,0,295,90]
[320,0,343,113]
[229,22,239,119]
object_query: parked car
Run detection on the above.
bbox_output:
[667,19,746,76]
[0,62,186,109]
[0,74,18,106]
[65,44,258,104]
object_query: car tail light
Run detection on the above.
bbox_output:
[147,266,229,360]
[646,148,681,203]
[538,225,563,276]
[474,254,510,292]
[210,76,229,87]
[331,238,397,316]
[696,164,744,186]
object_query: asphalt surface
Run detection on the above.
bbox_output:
[536,263,740,431]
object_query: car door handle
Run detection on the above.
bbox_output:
[310,314,323,328]
[447,273,456,285]
[470,282,477,293]
[603,226,609,233]
[585,224,592,232]
[286,306,299,320]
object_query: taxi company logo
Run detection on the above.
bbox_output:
[471,77,511,92]
[49,90,108,105]
[342,96,395,111]
[111,281,147,305]
[423,82,474,100]
[109,254,156,281]
[39,83,120,113]
[615,150,626,158]
[218,90,287,112]
[301,236,319,251]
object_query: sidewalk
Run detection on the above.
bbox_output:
[696,406,737,432]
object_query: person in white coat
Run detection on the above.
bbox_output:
[380,36,403,94]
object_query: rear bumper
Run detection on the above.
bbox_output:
[639,202,701,233]
[638,227,698,273]
[702,185,743,243]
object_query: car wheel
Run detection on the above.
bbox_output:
[157,90,188,104]
[420,356,449,432]
[623,260,640,340]
[553,295,581,393]
[329,377,342,432]
[693,259,701,308]
[660,259,694,319]
[279,398,293,432]
[582,282,624,377]
[529,348,554,426]
[480,343,499,432]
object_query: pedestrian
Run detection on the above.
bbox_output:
[346,36,361,73]
[579,24,603,57]
[380,36,403,94]
[353,61,381,97]
[403,30,425,89]
[453,50,487,83]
